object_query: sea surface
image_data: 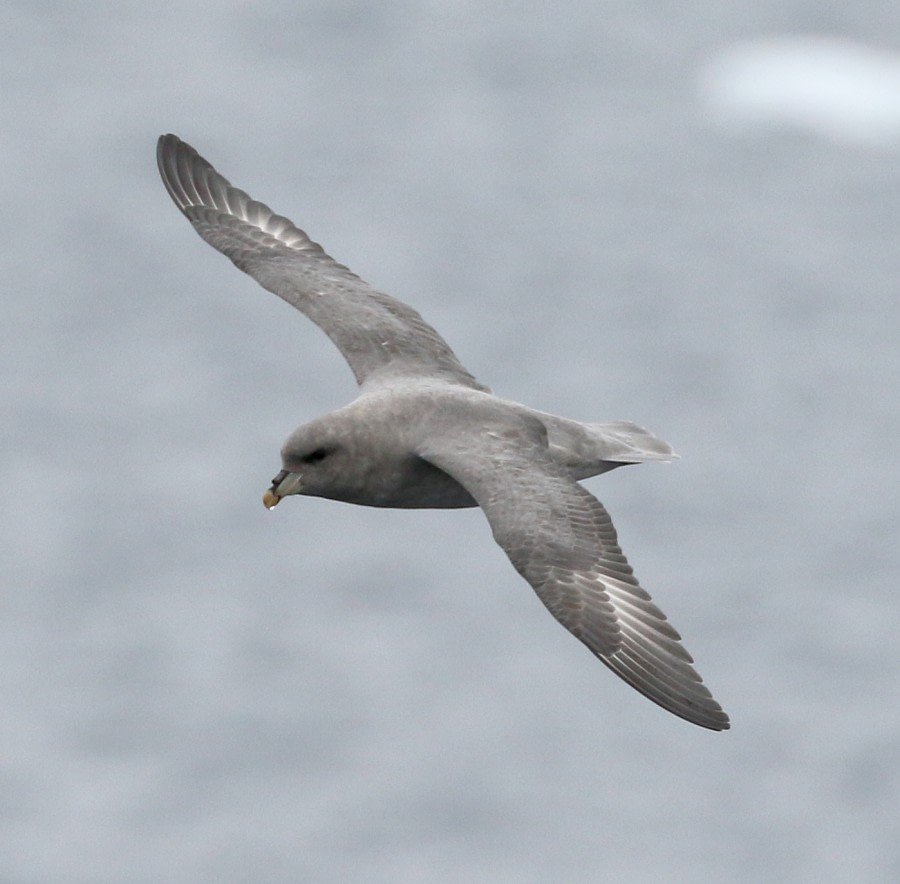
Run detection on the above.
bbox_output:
[3,2,899,880]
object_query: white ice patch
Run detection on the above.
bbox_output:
[699,37,900,148]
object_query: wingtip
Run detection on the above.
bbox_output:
[657,690,730,731]
[684,694,731,731]
[689,701,730,731]
[156,133,186,165]
[669,686,731,731]
[656,692,730,731]
[156,133,192,209]
[156,133,223,213]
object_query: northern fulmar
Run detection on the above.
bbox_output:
[157,134,729,731]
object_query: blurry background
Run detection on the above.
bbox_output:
[3,1,899,880]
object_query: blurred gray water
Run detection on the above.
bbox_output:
[3,2,899,881]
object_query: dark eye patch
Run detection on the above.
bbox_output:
[302,447,329,464]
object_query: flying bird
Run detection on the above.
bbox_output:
[157,134,729,730]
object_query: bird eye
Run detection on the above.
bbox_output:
[302,447,329,464]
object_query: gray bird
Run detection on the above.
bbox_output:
[157,134,729,731]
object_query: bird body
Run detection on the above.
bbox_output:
[275,382,674,509]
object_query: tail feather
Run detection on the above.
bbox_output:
[539,414,677,480]
[586,421,678,464]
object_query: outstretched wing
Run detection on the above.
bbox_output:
[157,135,487,392]
[419,418,729,731]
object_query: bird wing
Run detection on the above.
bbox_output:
[157,135,487,392]
[418,416,729,730]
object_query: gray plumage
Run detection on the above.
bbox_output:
[157,134,729,731]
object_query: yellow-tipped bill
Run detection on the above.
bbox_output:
[263,469,302,509]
